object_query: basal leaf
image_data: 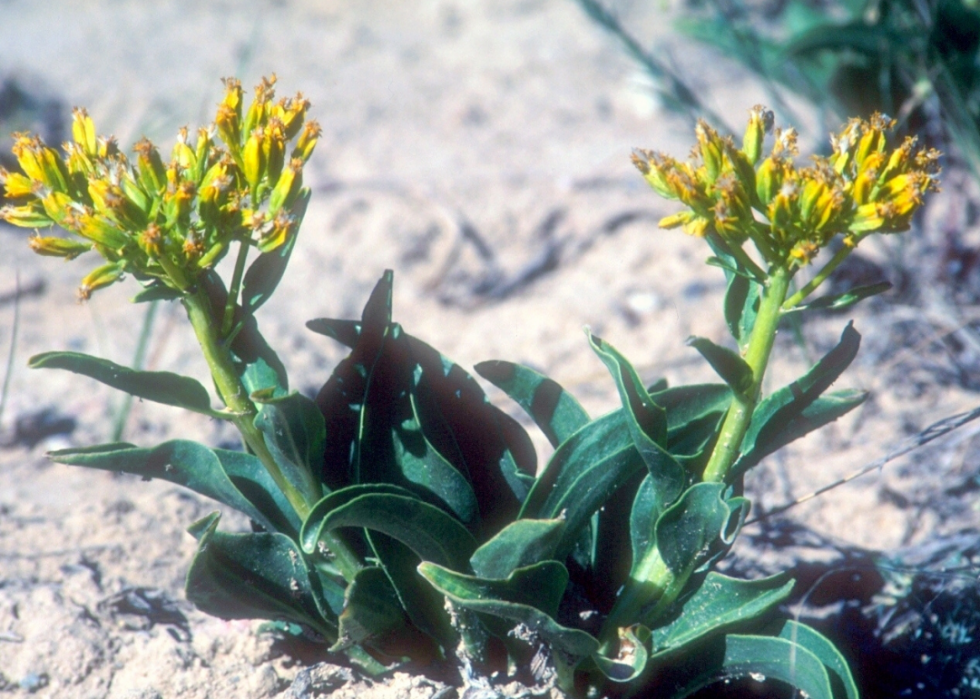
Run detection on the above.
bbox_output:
[212,447,302,536]
[630,474,658,574]
[301,490,477,571]
[474,360,590,448]
[185,512,338,641]
[650,572,794,658]
[591,625,651,683]
[739,322,861,472]
[241,190,307,315]
[29,351,219,417]
[469,518,566,579]
[332,566,406,651]
[254,392,326,506]
[419,560,598,660]
[49,441,289,535]
[305,318,362,349]
[669,632,836,699]
[686,337,753,395]
[777,621,859,699]
[522,410,646,560]
[734,389,868,475]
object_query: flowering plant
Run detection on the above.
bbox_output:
[3,81,939,697]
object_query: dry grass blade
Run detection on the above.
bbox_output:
[0,271,20,430]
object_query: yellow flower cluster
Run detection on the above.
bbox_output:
[0,75,320,299]
[631,107,940,266]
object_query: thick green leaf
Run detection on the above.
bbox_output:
[739,322,861,471]
[254,392,326,506]
[778,621,859,699]
[686,337,753,395]
[306,318,362,349]
[301,491,476,571]
[132,283,181,303]
[587,332,685,512]
[242,190,307,315]
[787,281,892,315]
[29,351,219,417]
[469,518,566,579]
[419,561,598,660]
[332,566,406,651]
[591,625,651,683]
[49,440,293,535]
[670,632,837,699]
[655,483,749,581]
[185,512,338,641]
[522,410,646,560]
[708,235,761,350]
[474,360,590,448]
[734,389,868,475]
[630,474,658,573]
[650,572,794,658]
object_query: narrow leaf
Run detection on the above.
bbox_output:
[469,518,566,579]
[254,392,326,506]
[50,440,292,535]
[185,512,338,641]
[650,572,794,658]
[306,318,362,349]
[686,337,753,394]
[475,360,590,448]
[788,281,891,315]
[132,284,181,303]
[29,351,218,416]
[419,561,598,660]
[241,191,306,314]
[777,621,859,699]
[739,323,861,469]
[301,491,477,571]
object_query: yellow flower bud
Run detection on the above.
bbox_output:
[193,127,213,182]
[742,105,772,165]
[659,211,694,229]
[172,127,197,172]
[40,190,74,226]
[1,168,36,200]
[263,118,286,185]
[268,158,302,215]
[72,211,130,249]
[134,138,167,195]
[849,202,885,232]
[242,127,265,196]
[0,202,53,228]
[71,108,98,157]
[29,234,92,260]
[257,210,295,253]
[292,120,321,163]
[215,104,242,161]
[278,93,309,141]
[754,156,785,206]
[695,120,723,184]
[78,261,125,301]
[244,75,277,136]
[138,222,164,257]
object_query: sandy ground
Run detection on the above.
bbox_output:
[1,1,979,697]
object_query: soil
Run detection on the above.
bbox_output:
[1,1,979,697]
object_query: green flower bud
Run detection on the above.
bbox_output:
[134,138,167,195]
[742,105,772,165]
[242,127,266,196]
[292,120,321,163]
[71,108,98,157]
[78,261,125,300]
[0,202,53,228]
[268,158,302,215]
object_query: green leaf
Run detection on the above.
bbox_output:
[591,625,651,683]
[396,373,480,527]
[738,322,861,472]
[630,474,658,573]
[212,447,302,536]
[242,191,306,315]
[469,518,566,579]
[734,389,867,474]
[332,566,406,651]
[669,632,837,699]
[301,490,477,571]
[787,281,892,316]
[29,351,219,417]
[185,512,338,641]
[655,483,749,582]
[132,283,181,303]
[474,360,590,448]
[521,410,646,560]
[777,621,859,699]
[254,392,326,506]
[650,572,794,658]
[686,337,753,395]
[306,318,361,349]
[708,236,761,350]
[49,440,294,535]
[587,331,686,512]
[419,560,599,660]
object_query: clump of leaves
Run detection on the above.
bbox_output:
[3,83,940,697]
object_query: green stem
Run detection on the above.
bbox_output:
[782,236,862,310]
[221,239,250,339]
[701,264,793,483]
[182,288,362,581]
